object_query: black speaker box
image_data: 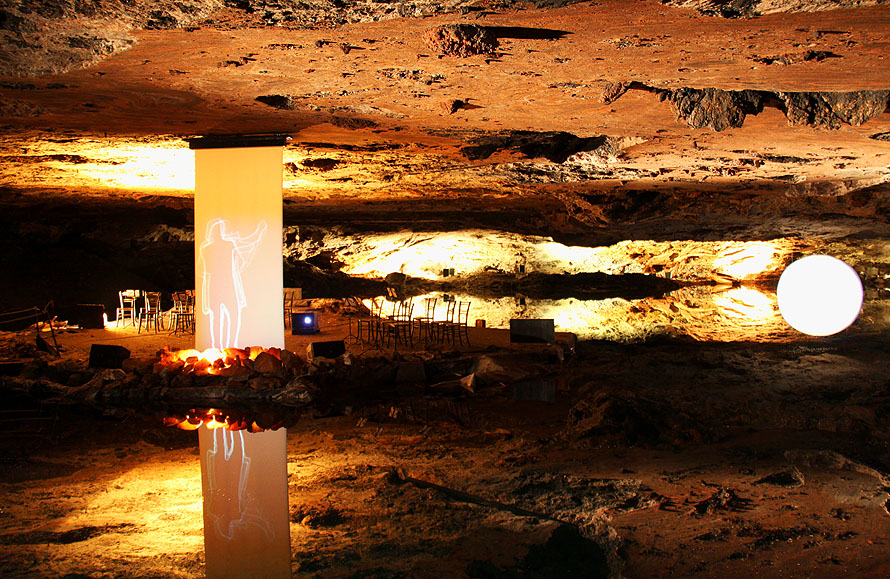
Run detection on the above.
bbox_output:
[73,304,106,329]
[89,344,131,369]
[308,340,345,360]
[509,319,555,344]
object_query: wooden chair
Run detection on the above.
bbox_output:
[438,300,470,345]
[116,289,139,326]
[450,301,471,346]
[169,292,195,335]
[383,299,414,349]
[283,289,295,328]
[137,291,164,333]
[356,298,384,345]
[430,299,456,344]
[413,297,437,343]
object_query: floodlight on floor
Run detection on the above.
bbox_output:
[777,254,863,337]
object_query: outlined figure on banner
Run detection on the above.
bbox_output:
[198,218,267,349]
[204,428,275,542]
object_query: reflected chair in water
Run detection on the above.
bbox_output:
[137,291,164,333]
[116,289,140,327]
[169,292,195,335]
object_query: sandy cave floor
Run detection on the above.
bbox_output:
[2,313,890,577]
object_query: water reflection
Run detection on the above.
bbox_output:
[397,285,802,342]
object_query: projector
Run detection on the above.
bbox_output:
[291,311,320,334]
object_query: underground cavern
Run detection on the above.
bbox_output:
[3,0,890,577]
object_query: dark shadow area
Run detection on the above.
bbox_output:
[486,26,572,41]
[460,130,609,163]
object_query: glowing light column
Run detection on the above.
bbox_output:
[190,135,291,579]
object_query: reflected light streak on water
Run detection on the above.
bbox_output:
[392,286,792,342]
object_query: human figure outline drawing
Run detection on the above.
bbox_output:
[205,428,275,542]
[198,218,267,349]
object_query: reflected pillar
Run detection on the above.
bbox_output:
[190,135,291,579]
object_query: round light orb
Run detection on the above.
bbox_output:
[777,255,863,336]
[303,315,312,325]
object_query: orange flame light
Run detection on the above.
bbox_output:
[159,346,273,376]
[159,346,285,431]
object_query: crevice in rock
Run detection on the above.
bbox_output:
[459,131,633,164]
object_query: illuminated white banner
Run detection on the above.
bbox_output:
[192,137,291,579]
[194,144,285,351]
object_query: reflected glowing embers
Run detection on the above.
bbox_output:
[164,409,281,433]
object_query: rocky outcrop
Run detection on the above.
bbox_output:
[0,0,223,75]
[221,0,486,28]
[423,24,498,57]
[658,87,764,131]
[600,81,631,104]
[614,84,890,131]
[784,175,890,198]
[663,0,887,18]
[778,90,890,129]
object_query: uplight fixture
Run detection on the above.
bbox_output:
[777,254,863,336]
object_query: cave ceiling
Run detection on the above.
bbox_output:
[1,0,890,246]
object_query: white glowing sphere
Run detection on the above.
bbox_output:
[777,255,863,336]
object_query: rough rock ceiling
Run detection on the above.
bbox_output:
[1,0,890,311]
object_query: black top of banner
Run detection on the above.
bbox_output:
[188,134,291,150]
